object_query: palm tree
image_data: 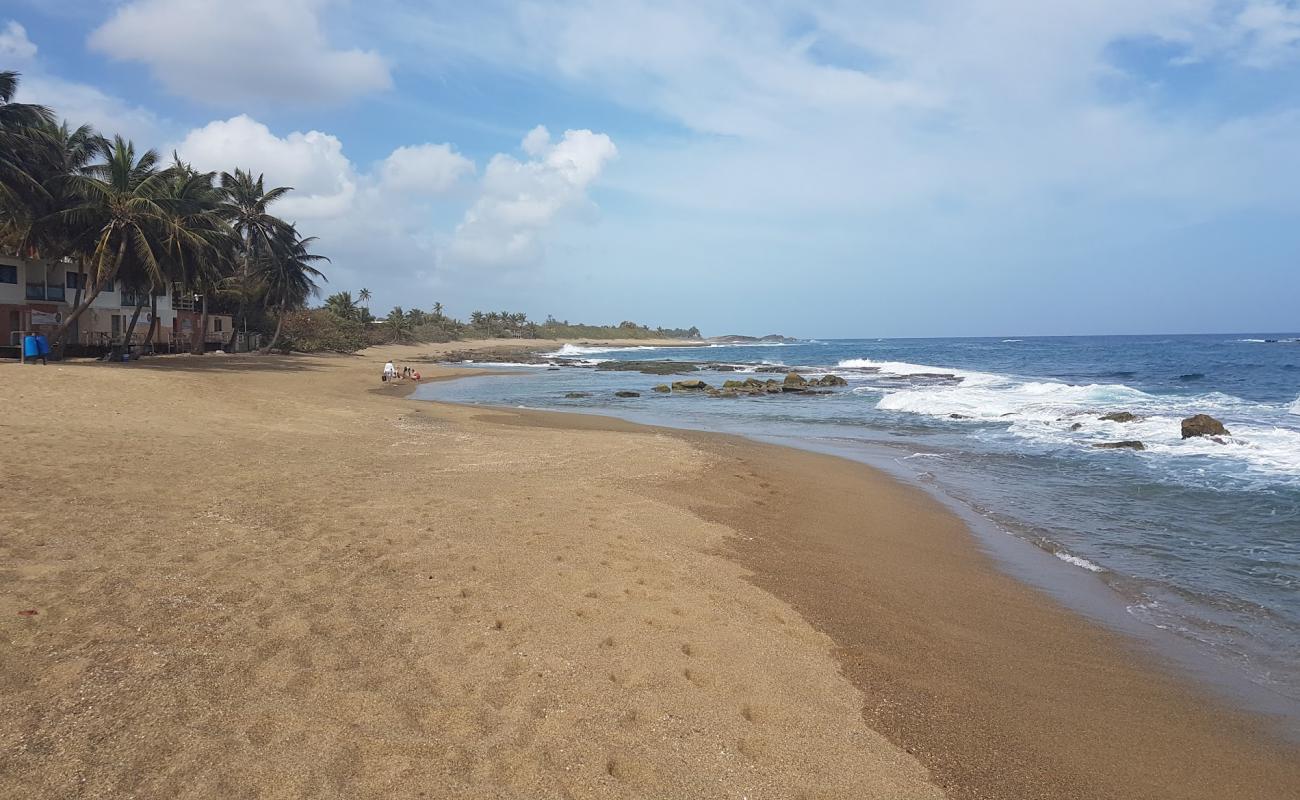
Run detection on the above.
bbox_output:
[324,290,359,320]
[260,228,327,352]
[0,71,55,211]
[4,120,100,356]
[432,301,444,319]
[385,306,413,342]
[217,168,293,349]
[356,287,374,323]
[50,135,167,350]
[152,158,238,354]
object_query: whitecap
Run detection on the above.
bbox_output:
[1054,551,1104,572]
[836,357,1003,386]
[545,343,663,357]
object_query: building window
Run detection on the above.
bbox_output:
[66,271,80,289]
[46,284,65,302]
[213,318,224,333]
[26,280,46,301]
[0,265,16,284]
[102,278,114,293]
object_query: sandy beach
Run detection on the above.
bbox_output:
[2,342,1297,800]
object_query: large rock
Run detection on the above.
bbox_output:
[564,392,590,398]
[722,379,747,389]
[815,374,848,387]
[672,379,709,391]
[1100,412,1140,423]
[782,373,808,391]
[614,390,640,398]
[1094,440,1145,451]
[1181,414,1229,439]
[652,384,671,393]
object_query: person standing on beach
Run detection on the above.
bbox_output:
[383,360,396,382]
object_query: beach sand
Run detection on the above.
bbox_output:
[1,342,1296,799]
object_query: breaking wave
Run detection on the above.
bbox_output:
[843,360,1300,484]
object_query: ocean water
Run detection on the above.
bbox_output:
[416,334,1300,717]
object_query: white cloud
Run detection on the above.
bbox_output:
[167,116,612,303]
[388,1,1300,220]
[18,74,165,143]
[521,124,551,156]
[0,20,37,62]
[449,127,617,269]
[88,0,391,106]
[6,20,165,143]
[379,143,474,194]
[1219,0,1300,67]
[174,115,359,219]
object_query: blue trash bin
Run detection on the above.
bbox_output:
[23,335,39,358]
[34,334,49,356]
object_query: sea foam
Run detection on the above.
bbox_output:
[836,357,1002,386]
[546,343,662,357]
[1054,551,1105,572]
[849,357,1300,484]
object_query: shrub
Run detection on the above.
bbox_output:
[412,319,467,342]
[278,309,367,353]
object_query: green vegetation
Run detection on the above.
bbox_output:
[0,70,328,356]
[278,308,366,353]
[2,71,703,356]
[312,297,702,347]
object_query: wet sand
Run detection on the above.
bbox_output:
[1,342,1296,799]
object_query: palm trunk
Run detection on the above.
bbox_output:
[190,294,209,355]
[226,237,251,351]
[145,294,159,352]
[55,261,88,360]
[54,242,126,356]
[122,296,147,351]
[261,302,286,354]
[225,309,241,351]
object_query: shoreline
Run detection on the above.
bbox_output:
[3,343,1296,798]
[421,403,1300,799]
[402,347,1300,797]
[428,379,1300,733]
[412,366,1300,730]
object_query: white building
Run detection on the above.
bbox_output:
[0,254,231,349]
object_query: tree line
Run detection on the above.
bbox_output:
[314,291,702,347]
[0,70,326,356]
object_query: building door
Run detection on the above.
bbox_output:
[111,314,121,340]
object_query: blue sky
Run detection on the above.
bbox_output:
[3,0,1299,337]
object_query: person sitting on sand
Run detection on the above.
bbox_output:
[383,361,396,382]
[411,370,421,382]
